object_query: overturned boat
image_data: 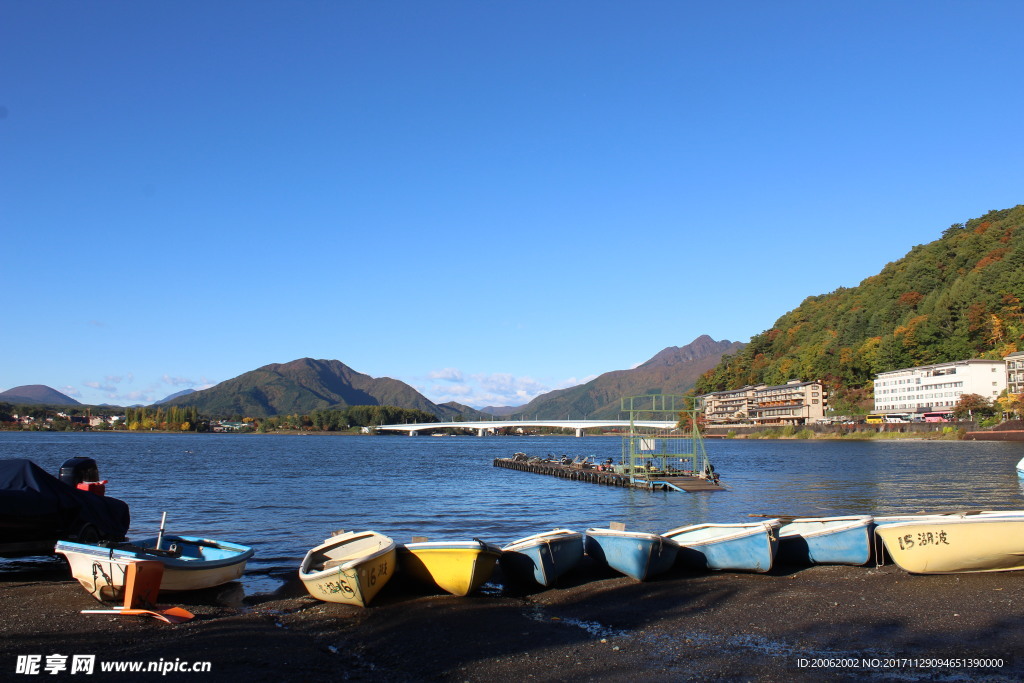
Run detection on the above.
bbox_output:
[777,515,874,566]
[500,528,584,587]
[874,511,1024,574]
[397,538,502,596]
[664,519,781,573]
[584,527,679,581]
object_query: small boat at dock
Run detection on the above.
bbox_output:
[874,512,1024,574]
[584,527,679,581]
[500,529,584,587]
[299,530,396,606]
[664,520,781,573]
[396,538,502,596]
[777,515,874,566]
[56,535,254,601]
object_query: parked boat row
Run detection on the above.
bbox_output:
[300,510,1024,607]
[47,510,1024,609]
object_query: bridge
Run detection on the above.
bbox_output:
[373,419,678,437]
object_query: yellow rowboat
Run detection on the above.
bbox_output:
[396,539,503,596]
[299,530,396,606]
[874,513,1024,574]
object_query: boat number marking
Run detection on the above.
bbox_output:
[320,579,355,597]
[366,560,389,586]
[894,530,949,551]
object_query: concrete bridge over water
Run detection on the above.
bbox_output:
[374,419,678,437]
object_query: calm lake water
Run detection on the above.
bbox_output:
[2,432,1022,593]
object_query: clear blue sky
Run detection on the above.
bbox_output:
[2,1,1022,409]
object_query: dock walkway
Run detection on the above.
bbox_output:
[492,457,724,492]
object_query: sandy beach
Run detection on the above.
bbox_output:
[2,555,1023,682]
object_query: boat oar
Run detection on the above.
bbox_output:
[747,514,799,524]
[81,606,194,624]
[156,511,167,550]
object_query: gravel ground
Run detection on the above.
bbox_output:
[2,557,1023,682]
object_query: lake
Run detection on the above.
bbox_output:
[2,432,1022,594]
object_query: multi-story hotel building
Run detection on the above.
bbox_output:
[873,359,1006,415]
[1006,350,1024,396]
[702,380,827,425]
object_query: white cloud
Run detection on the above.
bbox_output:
[427,368,464,382]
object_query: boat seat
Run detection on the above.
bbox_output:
[322,537,386,565]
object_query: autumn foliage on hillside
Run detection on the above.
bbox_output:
[695,205,1024,411]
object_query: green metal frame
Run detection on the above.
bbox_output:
[620,394,712,487]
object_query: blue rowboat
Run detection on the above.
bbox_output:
[500,529,583,587]
[584,528,679,581]
[56,536,254,601]
[777,515,874,566]
[664,519,781,573]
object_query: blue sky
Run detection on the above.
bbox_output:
[2,1,1023,409]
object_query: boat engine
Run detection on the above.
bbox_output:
[58,457,107,496]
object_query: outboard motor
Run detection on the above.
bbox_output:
[58,457,107,495]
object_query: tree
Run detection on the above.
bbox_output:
[953,393,994,420]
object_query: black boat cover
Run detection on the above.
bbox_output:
[0,458,130,546]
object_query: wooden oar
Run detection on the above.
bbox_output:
[747,514,799,524]
[81,606,194,624]
[155,511,167,550]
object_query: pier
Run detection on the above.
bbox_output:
[492,456,724,492]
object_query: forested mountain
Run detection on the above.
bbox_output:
[0,385,80,406]
[511,336,745,419]
[164,358,485,420]
[695,205,1024,411]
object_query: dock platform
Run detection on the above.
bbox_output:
[492,457,725,492]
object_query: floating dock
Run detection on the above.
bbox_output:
[492,457,725,492]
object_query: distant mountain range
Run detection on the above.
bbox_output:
[155,389,196,404]
[163,358,488,420]
[507,335,745,419]
[0,385,80,406]
[2,337,742,419]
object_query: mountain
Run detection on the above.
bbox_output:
[479,405,520,417]
[155,389,196,404]
[509,336,746,419]
[695,204,1024,412]
[164,358,483,419]
[0,385,81,406]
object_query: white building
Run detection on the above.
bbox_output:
[702,380,827,425]
[873,359,1006,415]
[1006,350,1024,396]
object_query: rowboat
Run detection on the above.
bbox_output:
[299,530,396,606]
[584,527,679,581]
[1017,456,1024,476]
[874,512,1024,573]
[777,515,874,566]
[55,535,254,601]
[664,519,781,573]
[500,528,584,587]
[396,539,502,596]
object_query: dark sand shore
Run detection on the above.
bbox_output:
[2,557,1022,681]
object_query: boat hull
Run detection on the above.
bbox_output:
[584,529,678,581]
[300,531,396,606]
[397,540,502,596]
[778,516,874,566]
[665,520,780,573]
[501,529,584,587]
[56,536,254,600]
[874,515,1024,574]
